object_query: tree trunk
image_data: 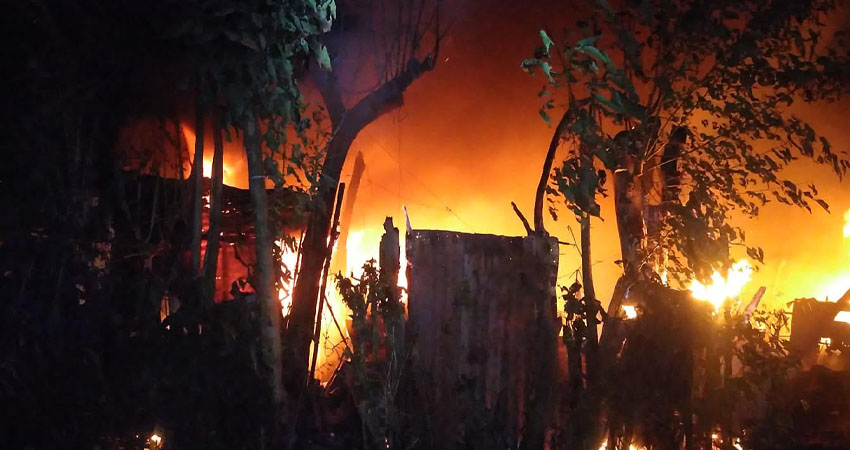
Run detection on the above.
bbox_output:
[308,184,345,384]
[533,110,571,234]
[578,141,600,376]
[613,166,644,278]
[243,114,284,405]
[286,137,346,389]
[189,96,205,275]
[580,213,599,373]
[288,59,435,390]
[202,114,223,305]
[577,216,604,450]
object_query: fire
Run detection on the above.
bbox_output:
[816,208,850,302]
[275,223,408,381]
[180,124,235,185]
[336,229,409,298]
[844,209,850,239]
[278,243,299,315]
[818,275,850,302]
[622,304,637,319]
[689,260,753,311]
[598,442,645,450]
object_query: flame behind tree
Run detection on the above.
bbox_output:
[287,0,444,389]
[524,0,850,286]
[689,259,753,311]
[165,0,338,409]
[523,0,850,449]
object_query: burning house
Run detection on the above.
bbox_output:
[6,0,850,449]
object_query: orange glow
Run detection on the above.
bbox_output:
[818,275,850,303]
[844,209,850,239]
[689,260,753,311]
[275,223,409,381]
[598,442,646,450]
[622,305,637,319]
[277,243,299,316]
[180,124,237,186]
[121,3,849,323]
[835,311,850,324]
[814,208,850,302]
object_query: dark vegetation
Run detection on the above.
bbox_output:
[1,0,849,449]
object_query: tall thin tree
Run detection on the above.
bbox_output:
[288,0,443,386]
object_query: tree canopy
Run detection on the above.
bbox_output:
[523,0,850,283]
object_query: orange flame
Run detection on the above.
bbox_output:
[181,125,235,185]
[276,224,408,381]
[844,209,850,239]
[689,260,753,311]
[598,442,646,450]
[817,208,850,302]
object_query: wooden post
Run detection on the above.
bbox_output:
[379,217,403,377]
[308,183,346,384]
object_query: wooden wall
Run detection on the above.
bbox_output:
[406,230,560,449]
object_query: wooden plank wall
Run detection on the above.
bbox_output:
[406,230,560,449]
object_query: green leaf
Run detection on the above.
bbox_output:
[540,61,555,83]
[576,35,602,48]
[239,35,259,51]
[539,108,552,125]
[540,30,554,52]
[317,45,331,70]
[594,93,624,114]
[267,57,277,82]
[575,44,615,73]
[521,58,540,74]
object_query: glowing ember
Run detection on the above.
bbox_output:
[820,337,832,346]
[622,305,637,319]
[149,433,162,448]
[689,260,753,311]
